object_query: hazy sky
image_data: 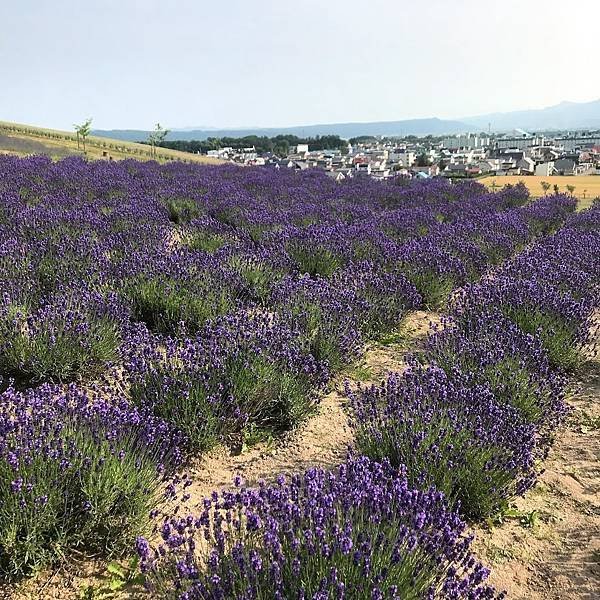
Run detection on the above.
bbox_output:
[2,0,599,130]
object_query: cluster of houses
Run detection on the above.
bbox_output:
[206,131,600,181]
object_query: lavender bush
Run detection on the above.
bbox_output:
[137,457,500,599]
[351,201,600,521]
[423,314,568,432]
[350,367,536,519]
[0,288,122,385]
[128,312,327,452]
[0,383,180,577]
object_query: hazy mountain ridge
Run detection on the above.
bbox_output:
[464,99,600,131]
[93,99,600,142]
[93,118,470,142]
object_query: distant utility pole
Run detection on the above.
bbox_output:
[148,122,169,159]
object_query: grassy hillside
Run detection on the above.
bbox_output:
[0,120,223,164]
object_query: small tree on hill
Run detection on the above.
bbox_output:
[74,118,93,153]
[148,123,169,159]
[566,184,576,196]
[553,184,560,194]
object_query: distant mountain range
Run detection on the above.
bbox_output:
[93,99,600,142]
[93,117,469,142]
[465,99,600,131]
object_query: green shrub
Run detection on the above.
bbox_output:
[351,369,535,520]
[129,316,323,453]
[165,198,202,224]
[507,308,581,371]
[406,271,455,309]
[227,355,316,432]
[0,302,120,385]
[126,276,233,334]
[0,387,169,578]
[182,231,226,253]
[229,257,282,304]
[287,245,342,278]
[130,368,221,454]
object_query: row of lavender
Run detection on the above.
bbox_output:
[1,156,556,455]
[352,204,600,518]
[136,202,600,599]
[0,155,578,586]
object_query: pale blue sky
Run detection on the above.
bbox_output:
[1,0,599,130]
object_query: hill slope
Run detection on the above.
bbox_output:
[0,121,223,163]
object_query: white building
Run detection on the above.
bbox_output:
[517,157,535,174]
[534,162,554,177]
[442,134,489,149]
[389,150,415,168]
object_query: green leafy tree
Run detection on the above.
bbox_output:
[566,184,576,196]
[74,118,93,153]
[148,123,170,159]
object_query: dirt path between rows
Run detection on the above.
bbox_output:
[184,310,437,503]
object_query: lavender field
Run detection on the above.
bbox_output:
[1,155,599,599]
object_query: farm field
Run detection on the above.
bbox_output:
[1,156,599,599]
[481,175,600,209]
[0,121,222,164]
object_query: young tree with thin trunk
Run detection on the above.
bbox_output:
[74,118,93,153]
[148,123,169,159]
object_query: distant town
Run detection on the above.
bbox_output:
[197,130,600,181]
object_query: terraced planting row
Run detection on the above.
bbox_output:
[0,155,597,598]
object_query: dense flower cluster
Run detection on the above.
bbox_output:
[351,200,600,519]
[0,382,182,576]
[137,456,501,600]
